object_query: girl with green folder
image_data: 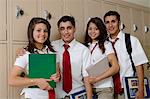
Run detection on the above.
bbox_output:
[9,17,60,99]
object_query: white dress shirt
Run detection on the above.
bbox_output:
[14,46,58,99]
[52,39,91,98]
[88,41,114,88]
[109,31,148,87]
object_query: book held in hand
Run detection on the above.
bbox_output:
[86,57,109,76]
[123,77,150,99]
[28,54,56,88]
[86,57,109,86]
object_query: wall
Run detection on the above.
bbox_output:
[122,0,150,8]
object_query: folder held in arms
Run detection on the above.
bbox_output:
[123,77,150,99]
[86,57,109,76]
[28,54,56,88]
[86,57,109,85]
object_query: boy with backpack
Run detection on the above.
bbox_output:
[104,11,148,99]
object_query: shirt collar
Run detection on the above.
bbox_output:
[88,41,98,46]
[34,45,49,54]
[109,30,124,42]
[60,39,77,48]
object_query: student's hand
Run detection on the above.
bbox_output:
[135,90,144,99]
[86,76,98,84]
[50,72,61,82]
[34,78,53,90]
[16,48,26,56]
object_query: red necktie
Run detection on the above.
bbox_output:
[48,90,55,99]
[111,38,123,94]
[63,44,72,93]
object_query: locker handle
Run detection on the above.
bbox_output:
[144,26,149,33]
[16,5,24,19]
[133,24,138,32]
[120,22,125,30]
[44,10,51,20]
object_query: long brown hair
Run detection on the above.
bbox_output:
[26,17,55,53]
[84,17,108,53]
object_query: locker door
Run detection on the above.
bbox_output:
[101,1,118,18]
[64,0,85,42]
[131,8,143,43]
[10,0,37,42]
[84,0,102,41]
[143,11,150,61]
[84,0,102,21]
[0,1,6,41]
[143,11,150,46]
[0,44,7,98]
[39,0,63,41]
[8,44,27,99]
[118,5,132,33]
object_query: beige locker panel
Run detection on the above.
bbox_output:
[84,0,102,41]
[142,11,150,62]
[144,45,150,63]
[8,44,27,99]
[0,44,7,98]
[102,1,118,18]
[144,63,150,85]
[143,11,150,46]
[118,5,132,33]
[84,0,102,20]
[0,1,6,41]
[11,0,37,42]
[8,87,22,99]
[131,8,144,43]
[64,0,85,42]
[39,0,63,41]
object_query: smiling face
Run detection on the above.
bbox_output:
[104,15,120,39]
[88,22,100,42]
[33,23,48,49]
[58,21,75,44]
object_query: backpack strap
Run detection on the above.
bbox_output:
[125,33,136,76]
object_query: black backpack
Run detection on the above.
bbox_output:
[125,33,136,76]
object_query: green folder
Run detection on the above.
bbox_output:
[28,54,56,88]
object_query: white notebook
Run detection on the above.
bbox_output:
[86,57,110,86]
[86,57,109,76]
